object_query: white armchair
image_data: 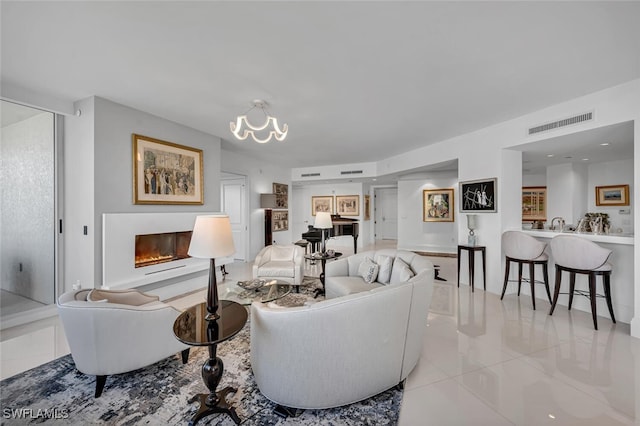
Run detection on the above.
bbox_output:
[252,244,304,287]
[57,288,190,397]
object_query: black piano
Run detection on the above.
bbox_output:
[302,215,360,254]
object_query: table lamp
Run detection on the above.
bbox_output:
[188,214,235,320]
[314,212,333,254]
[467,214,478,246]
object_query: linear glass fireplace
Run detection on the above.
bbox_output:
[134,231,192,268]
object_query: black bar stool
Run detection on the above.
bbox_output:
[549,235,615,330]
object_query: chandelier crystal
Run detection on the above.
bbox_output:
[230,100,288,144]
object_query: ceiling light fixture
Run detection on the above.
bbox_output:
[230,99,288,144]
[600,142,610,146]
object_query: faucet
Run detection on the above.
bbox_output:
[550,217,565,232]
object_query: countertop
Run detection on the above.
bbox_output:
[519,229,634,245]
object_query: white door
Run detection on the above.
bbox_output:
[375,188,398,240]
[221,177,247,261]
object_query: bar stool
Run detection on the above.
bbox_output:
[500,231,551,310]
[549,235,615,330]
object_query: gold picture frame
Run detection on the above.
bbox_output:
[272,210,288,231]
[311,196,333,216]
[423,188,454,222]
[132,134,203,205]
[273,182,288,209]
[596,184,629,206]
[364,195,371,220]
[336,195,360,216]
[522,186,546,221]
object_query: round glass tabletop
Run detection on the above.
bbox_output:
[219,280,292,306]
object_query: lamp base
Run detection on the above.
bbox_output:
[206,258,220,322]
[467,235,477,246]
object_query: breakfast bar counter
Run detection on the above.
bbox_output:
[515,229,635,326]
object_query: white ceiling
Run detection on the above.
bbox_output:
[2,1,639,170]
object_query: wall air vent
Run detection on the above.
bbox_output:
[340,170,363,175]
[301,173,321,178]
[528,111,594,136]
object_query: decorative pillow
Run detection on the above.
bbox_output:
[358,257,379,284]
[270,246,294,261]
[390,257,415,284]
[375,255,394,284]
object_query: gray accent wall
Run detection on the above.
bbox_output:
[64,96,222,291]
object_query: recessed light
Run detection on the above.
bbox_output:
[548,414,556,419]
[582,158,589,161]
[600,142,610,146]
[546,154,554,158]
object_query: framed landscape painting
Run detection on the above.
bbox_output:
[596,184,629,206]
[311,196,333,216]
[132,134,203,205]
[423,188,454,222]
[336,195,359,216]
[460,178,497,213]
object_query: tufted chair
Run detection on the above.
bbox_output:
[57,288,190,397]
[252,245,304,289]
[549,235,615,330]
[500,231,551,309]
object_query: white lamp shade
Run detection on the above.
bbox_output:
[314,211,333,229]
[188,214,236,259]
[467,214,478,231]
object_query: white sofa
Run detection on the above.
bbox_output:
[325,249,429,299]
[252,244,304,287]
[250,250,434,410]
[57,288,190,397]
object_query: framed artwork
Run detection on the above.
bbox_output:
[460,178,497,213]
[311,196,334,216]
[596,184,629,206]
[272,210,288,231]
[336,195,360,216]
[273,182,288,209]
[522,186,546,221]
[423,188,454,222]
[132,134,203,205]
[364,195,371,220]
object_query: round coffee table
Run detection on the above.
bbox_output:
[219,280,292,306]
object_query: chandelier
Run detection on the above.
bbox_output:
[230,100,288,144]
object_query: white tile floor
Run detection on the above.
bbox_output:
[1,240,638,425]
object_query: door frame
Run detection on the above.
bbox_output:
[220,173,249,262]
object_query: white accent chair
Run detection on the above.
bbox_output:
[252,244,304,289]
[549,235,615,330]
[250,253,434,411]
[57,288,190,397]
[500,231,551,309]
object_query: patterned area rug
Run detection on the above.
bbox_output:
[0,278,402,425]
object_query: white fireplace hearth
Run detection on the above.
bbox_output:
[103,212,232,289]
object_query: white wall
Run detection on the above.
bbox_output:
[523,173,546,187]
[588,158,634,234]
[291,182,366,252]
[220,150,293,261]
[397,173,458,253]
[64,96,222,291]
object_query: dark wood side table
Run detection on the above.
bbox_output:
[173,300,248,425]
[305,252,342,297]
[457,245,486,292]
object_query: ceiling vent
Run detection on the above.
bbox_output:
[340,170,363,175]
[528,111,594,136]
[301,172,321,178]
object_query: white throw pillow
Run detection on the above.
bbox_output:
[358,257,379,284]
[270,246,294,261]
[390,257,415,284]
[375,255,394,284]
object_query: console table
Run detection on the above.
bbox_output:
[173,300,248,425]
[457,245,486,292]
